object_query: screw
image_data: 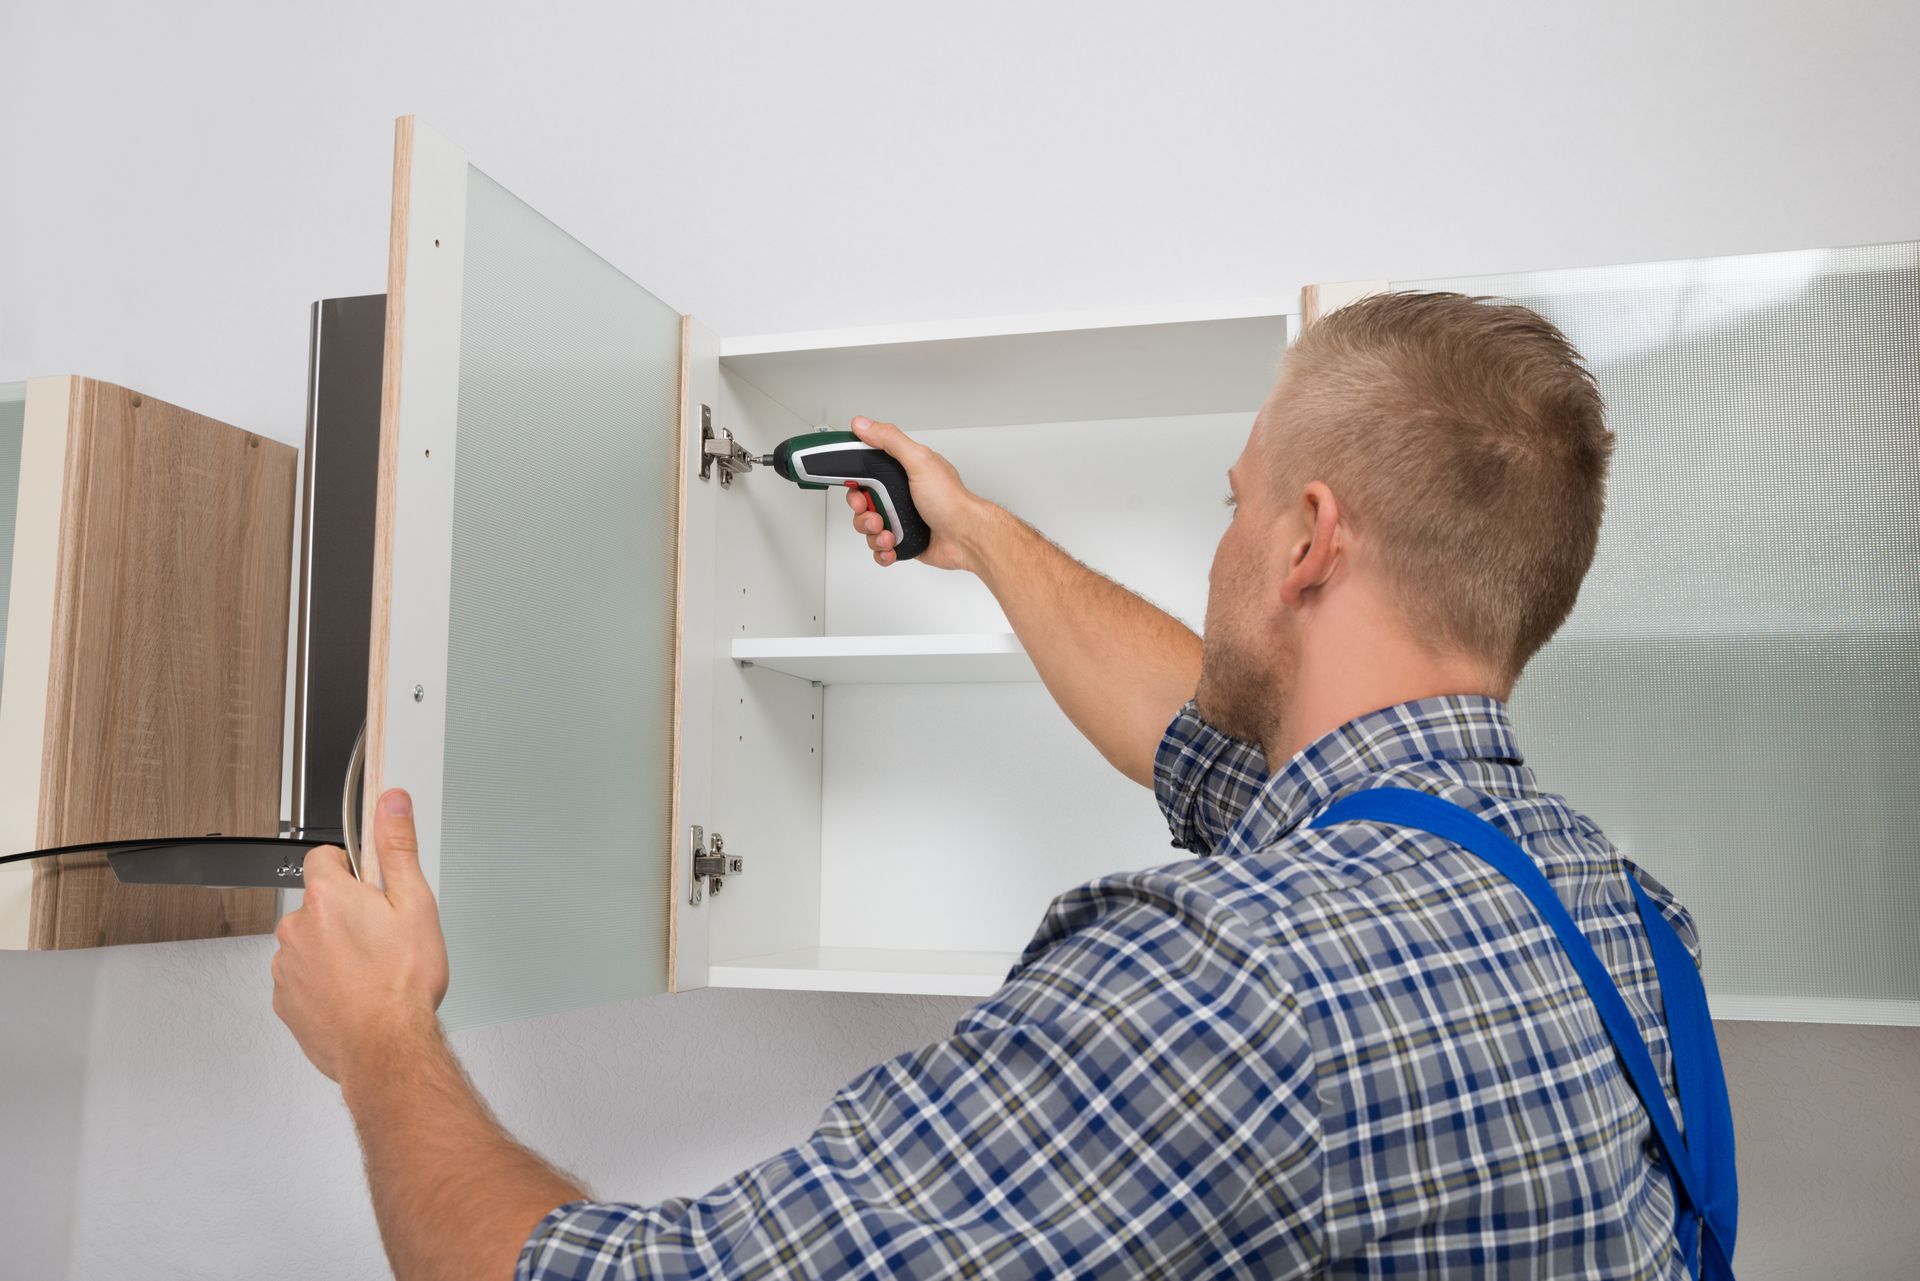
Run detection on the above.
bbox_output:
[413,684,425,702]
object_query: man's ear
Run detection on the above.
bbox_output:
[1280,481,1341,609]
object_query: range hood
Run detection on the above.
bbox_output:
[2,835,322,888]
[2,295,385,889]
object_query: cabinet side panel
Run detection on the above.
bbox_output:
[706,368,825,967]
[28,378,295,948]
[366,116,467,895]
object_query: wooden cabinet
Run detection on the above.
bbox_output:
[0,377,296,949]
[367,117,1918,1028]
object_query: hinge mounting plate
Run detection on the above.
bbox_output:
[699,404,755,487]
[688,824,744,905]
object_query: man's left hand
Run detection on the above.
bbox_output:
[272,788,450,1084]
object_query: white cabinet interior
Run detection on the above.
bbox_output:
[696,398,1264,998]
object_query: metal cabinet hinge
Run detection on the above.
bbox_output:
[699,404,756,487]
[688,824,745,905]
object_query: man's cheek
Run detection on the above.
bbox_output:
[1204,529,1244,626]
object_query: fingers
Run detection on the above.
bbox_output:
[841,480,896,556]
[372,789,429,905]
[301,844,349,887]
[843,485,879,532]
[845,418,928,569]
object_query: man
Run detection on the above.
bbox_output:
[273,291,1709,1278]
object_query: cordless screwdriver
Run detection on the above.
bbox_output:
[751,430,931,560]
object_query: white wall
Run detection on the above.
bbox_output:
[2,2,1917,1276]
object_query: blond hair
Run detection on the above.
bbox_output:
[1275,291,1614,685]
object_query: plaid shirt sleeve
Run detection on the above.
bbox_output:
[518,870,1326,1280]
[1153,701,1271,855]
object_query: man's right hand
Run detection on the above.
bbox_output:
[842,416,999,573]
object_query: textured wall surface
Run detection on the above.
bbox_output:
[2,1,1918,1276]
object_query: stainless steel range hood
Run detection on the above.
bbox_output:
[1,836,320,889]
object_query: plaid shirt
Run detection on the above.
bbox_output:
[520,695,1700,1279]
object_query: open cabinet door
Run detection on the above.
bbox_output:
[366,117,713,1029]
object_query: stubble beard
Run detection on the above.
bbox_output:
[1195,623,1295,758]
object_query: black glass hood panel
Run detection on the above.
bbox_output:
[291,293,384,843]
[0,837,331,889]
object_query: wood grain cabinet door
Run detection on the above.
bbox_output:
[364,118,713,1029]
[0,376,296,949]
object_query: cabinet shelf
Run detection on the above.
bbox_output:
[732,633,1037,684]
[708,946,1016,997]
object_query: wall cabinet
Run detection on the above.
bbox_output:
[0,377,296,949]
[364,118,1282,1027]
[1364,246,1920,1026]
[365,117,1916,1030]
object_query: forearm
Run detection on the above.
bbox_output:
[971,504,1201,786]
[341,1015,585,1281]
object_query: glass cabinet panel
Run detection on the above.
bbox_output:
[1394,243,1920,1021]
[374,120,684,1030]
[434,170,684,1028]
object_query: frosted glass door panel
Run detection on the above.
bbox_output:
[0,383,23,706]
[1395,243,1920,1022]
[434,169,682,1029]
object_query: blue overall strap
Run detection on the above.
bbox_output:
[1310,786,1736,1279]
[1628,874,1738,1275]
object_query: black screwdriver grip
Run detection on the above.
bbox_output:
[824,449,932,560]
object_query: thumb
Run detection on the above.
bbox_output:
[373,788,428,901]
[850,416,921,462]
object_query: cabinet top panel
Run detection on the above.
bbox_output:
[720,302,1296,432]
